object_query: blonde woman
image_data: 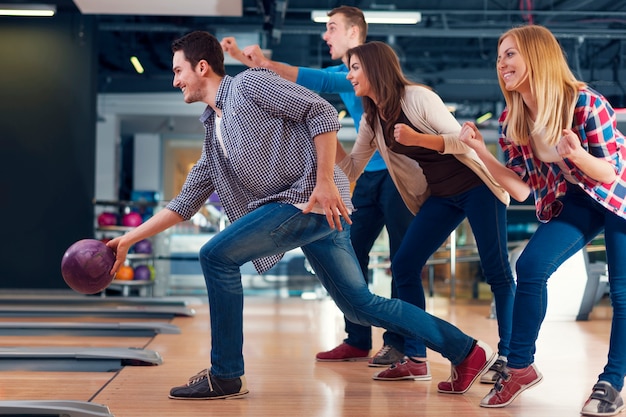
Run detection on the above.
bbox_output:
[461,25,626,415]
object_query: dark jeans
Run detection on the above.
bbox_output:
[199,202,476,379]
[387,184,515,358]
[510,184,626,390]
[343,169,414,350]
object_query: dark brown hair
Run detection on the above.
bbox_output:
[347,41,427,141]
[171,31,225,77]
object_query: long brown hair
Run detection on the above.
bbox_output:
[498,25,585,145]
[346,41,427,142]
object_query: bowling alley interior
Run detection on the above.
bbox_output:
[2,1,626,416]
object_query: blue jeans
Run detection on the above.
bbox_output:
[509,184,626,390]
[344,169,413,350]
[387,184,515,358]
[199,202,476,379]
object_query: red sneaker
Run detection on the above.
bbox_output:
[437,340,496,394]
[480,363,543,407]
[372,357,432,381]
[315,343,369,362]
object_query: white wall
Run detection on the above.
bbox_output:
[95,93,205,200]
[95,114,119,201]
[133,133,162,192]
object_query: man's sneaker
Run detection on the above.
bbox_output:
[581,381,625,416]
[316,342,369,362]
[169,369,249,400]
[372,357,432,381]
[480,355,507,384]
[368,344,404,367]
[480,363,543,407]
[437,340,496,394]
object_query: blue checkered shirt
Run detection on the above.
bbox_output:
[166,68,352,272]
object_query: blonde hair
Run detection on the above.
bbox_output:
[498,25,586,146]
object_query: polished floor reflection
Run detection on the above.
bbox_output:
[15,295,607,417]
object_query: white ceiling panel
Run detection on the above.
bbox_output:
[72,0,242,16]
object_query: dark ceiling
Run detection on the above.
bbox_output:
[9,0,626,120]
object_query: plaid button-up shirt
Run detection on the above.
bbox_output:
[166,68,351,272]
[500,87,626,222]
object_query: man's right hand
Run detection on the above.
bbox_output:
[221,37,256,68]
[106,235,130,276]
[240,45,270,68]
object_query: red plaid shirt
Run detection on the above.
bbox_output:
[499,87,626,222]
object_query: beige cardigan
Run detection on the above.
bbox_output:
[338,85,509,215]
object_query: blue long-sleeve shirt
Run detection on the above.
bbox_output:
[296,64,387,172]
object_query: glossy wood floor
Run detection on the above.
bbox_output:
[0,293,615,417]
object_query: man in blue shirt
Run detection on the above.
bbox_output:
[222,5,414,368]
[106,29,496,401]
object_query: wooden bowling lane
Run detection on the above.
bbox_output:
[0,320,152,406]
[0,296,194,410]
[0,293,203,307]
[0,292,199,319]
[0,316,170,373]
[0,371,115,403]
[0,292,613,416]
[89,296,614,417]
[0,313,174,348]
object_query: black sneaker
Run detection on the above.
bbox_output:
[169,368,249,400]
[368,345,404,368]
[480,355,507,383]
[581,381,625,416]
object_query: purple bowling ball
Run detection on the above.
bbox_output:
[61,239,115,294]
[134,264,152,281]
[133,239,152,254]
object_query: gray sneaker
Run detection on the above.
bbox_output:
[581,381,625,416]
[480,356,507,383]
[368,345,404,367]
[169,369,249,400]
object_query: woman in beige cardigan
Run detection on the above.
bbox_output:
[337,41,515,387]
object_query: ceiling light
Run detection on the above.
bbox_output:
[130,56,144,74]
[311,10,421,25]
[71,0,241,16]
[0,3,56,17]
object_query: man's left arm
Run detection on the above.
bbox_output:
[303,131,352,230]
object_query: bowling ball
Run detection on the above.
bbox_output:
[97,212,118,227]
[122,212,143,227]
[133,239,152,254]
[134,265,151,281]
[116,265,134,281]
[61,239,115,294]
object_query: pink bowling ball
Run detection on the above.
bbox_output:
[122,212,143,227]
[97,212,118,227]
